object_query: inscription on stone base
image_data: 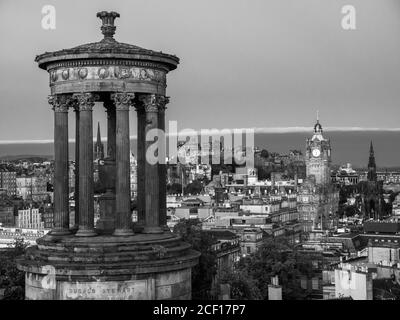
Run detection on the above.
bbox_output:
[59,280,152,300]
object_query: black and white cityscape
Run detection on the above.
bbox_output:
[1,0,400,304]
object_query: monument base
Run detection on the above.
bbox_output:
[17,233,199,300]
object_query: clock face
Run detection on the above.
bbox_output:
[312,148,321,157]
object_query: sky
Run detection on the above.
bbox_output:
[0,0,400,142]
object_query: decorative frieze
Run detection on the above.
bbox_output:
[49,65,166,85]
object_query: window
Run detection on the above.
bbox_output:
[312,278,319,290]
[246,247,251,254]
[300,278,307,289]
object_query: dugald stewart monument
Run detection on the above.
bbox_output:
[17,11,199,300]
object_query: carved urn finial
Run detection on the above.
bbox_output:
[96,11,120,40]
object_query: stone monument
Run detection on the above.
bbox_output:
[17,11,199,300]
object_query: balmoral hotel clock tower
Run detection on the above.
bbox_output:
[305,117,332,185]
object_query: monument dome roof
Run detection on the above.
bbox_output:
[35,11,179,71]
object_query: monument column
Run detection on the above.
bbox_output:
[135,101,146,232]
[112,92,135,236]
[48,95,72,235]
[72,105,80,231]
[140,94,167,234]
[158,97,169,231]
[105,100,116,159]
[74,93,97,237]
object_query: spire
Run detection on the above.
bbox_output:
[313,111,323,134]
[367,140,377,182]
[94,122,104,160]
[97,122,101,145]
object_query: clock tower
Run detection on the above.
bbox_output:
[305,118,331,185]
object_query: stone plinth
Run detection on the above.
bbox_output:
[17,233,199,300]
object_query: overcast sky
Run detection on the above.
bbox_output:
[0,0,400,142]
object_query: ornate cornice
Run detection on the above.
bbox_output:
[111,92,135,111]
[73,93,98,111]
[48,95,75,112]
[47,60,170,73]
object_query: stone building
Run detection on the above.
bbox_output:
[305,119,331,185]
[16,176,48,201]
[0,170,17,197]
[0,203,15,227]
[17,207,44,230]
[358,142,385,219]
[298,118,339,232]
[130,152,137,199]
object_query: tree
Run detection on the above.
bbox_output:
[260,149,269,159]
[256,166,271,180]
[233,237,313,300]
[184,180,203,195]
[0,238,28,300]
[167,183,183,195]
[173,219,217,300]
[219,269,262,300]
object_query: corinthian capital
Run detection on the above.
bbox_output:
[139,94,169,113]
[48,94,75,112]
[111,92,135,111]
[73,93,98,111]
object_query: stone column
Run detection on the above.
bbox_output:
[73,93,97,237]
[135,101,146,232]
[48,95,72,235]
[158,97,169,231]
[111,92,135,236]
[72,106,80,231]
[140,94,168,234]
[106,100,116,160]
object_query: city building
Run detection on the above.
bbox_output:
[130,152,137,199]
[358,142,385,219]
[16,176,49,201]
[0,169,17,196]
[17,207,44,230]
[0,203,15,227]
[331,163,359,185]
[297,118,339,232]
[239,228,265,257]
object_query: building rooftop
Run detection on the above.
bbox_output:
[204,229,239,240]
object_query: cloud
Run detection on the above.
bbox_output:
[1,127,399,144]
[253,127,400,133]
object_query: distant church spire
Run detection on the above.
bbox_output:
[367,140,377,182]
[97,122,101,144]
[314,111,323,134]
[94,122,105,160]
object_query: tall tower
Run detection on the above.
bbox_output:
[305,117,331,185]
[367,141,377,182]
[94,122,105,160]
